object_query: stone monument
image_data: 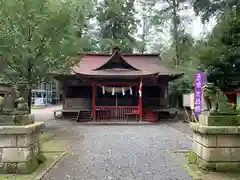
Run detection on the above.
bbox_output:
[189,67,240,171]
[0,82,45,174]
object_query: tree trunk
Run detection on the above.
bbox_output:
[28,88,32,114]
[141,14,147,54]
[27,58,32,114]
[172,0,180,68]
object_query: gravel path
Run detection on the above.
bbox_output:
[33,108,192,180]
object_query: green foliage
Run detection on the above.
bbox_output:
[96,0,137,52]
[192,0,240,22]
[73,0,101,52]
[188,151,197,164]
[192,10,240,70]
[136,0,156,53]
[0,0,89,111]
[167,6,240,102]
[152,0,192,66]
[162,30,196,107]
[162,30,196,67]
[0,0,83,85]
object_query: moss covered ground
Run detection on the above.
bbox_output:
[175,150,240,180]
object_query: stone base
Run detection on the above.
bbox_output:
[188,151,240,171]
[190,122,240,172]
[14,114,35,125]
[199,111,240,126]
[0,155,40,174]
[0,122,45,174]
[0,114,34,125]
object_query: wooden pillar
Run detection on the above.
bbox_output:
[92,83,96,120]
[166,82,169,108]
[62,81,66,109]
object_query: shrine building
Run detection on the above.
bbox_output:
[53,48,183,122]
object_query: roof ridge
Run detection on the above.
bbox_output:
[93,50,140,71]
[78,52,160,57]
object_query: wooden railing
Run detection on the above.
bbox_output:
[95,106,139,121]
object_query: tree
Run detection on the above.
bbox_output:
[152,0,192,67]
[192,0,240,22]
[0,0,86,112]
[191,10,240,69]
[172,9,240,94]
[74,0,101,52]
[96,0,138,53]
[135,0,156,53]
[162,30,195,67]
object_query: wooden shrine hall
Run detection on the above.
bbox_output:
[53,48,183,122]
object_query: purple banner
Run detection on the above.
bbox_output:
[194,72,205,117]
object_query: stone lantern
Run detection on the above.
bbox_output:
[0,82,45,174]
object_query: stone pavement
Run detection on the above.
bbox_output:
[33,107,192,180]
[164,121,193,139]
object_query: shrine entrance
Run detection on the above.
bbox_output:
[92,81,142,121]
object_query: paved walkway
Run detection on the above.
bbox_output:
[33,108,192,180]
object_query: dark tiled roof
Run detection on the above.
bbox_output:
[72,52,182,78]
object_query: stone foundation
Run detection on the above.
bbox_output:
[0,114,34,126]
[198,111,240,126]
[190,112,240,171]
[0,122,45,174]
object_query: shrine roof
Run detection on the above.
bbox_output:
[71,50,183,78]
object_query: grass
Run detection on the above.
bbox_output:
[185,163,240,180]
[31,106,46,110]
[40,132,56,142]
[40,131,71,153]
[182,152,240,180]
[169,149,240,180]
[0,132,69,180]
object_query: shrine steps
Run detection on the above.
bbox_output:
[76,110,92,122]
[143,110,157,122]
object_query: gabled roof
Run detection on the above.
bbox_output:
[94,50,139,71]
[72,50,183,78]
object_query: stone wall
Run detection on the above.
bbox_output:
[190,112,240,171]
[0,122,45,174]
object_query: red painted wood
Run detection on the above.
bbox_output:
[95,106,139,121]
[95,82,139,86]
[139,97,142,121]
[226,94,237,104]
[225,91,240,94]
[92,79,144,121]
[92,83,96,120]
[142,110,157,122]
[96,106,137,108]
